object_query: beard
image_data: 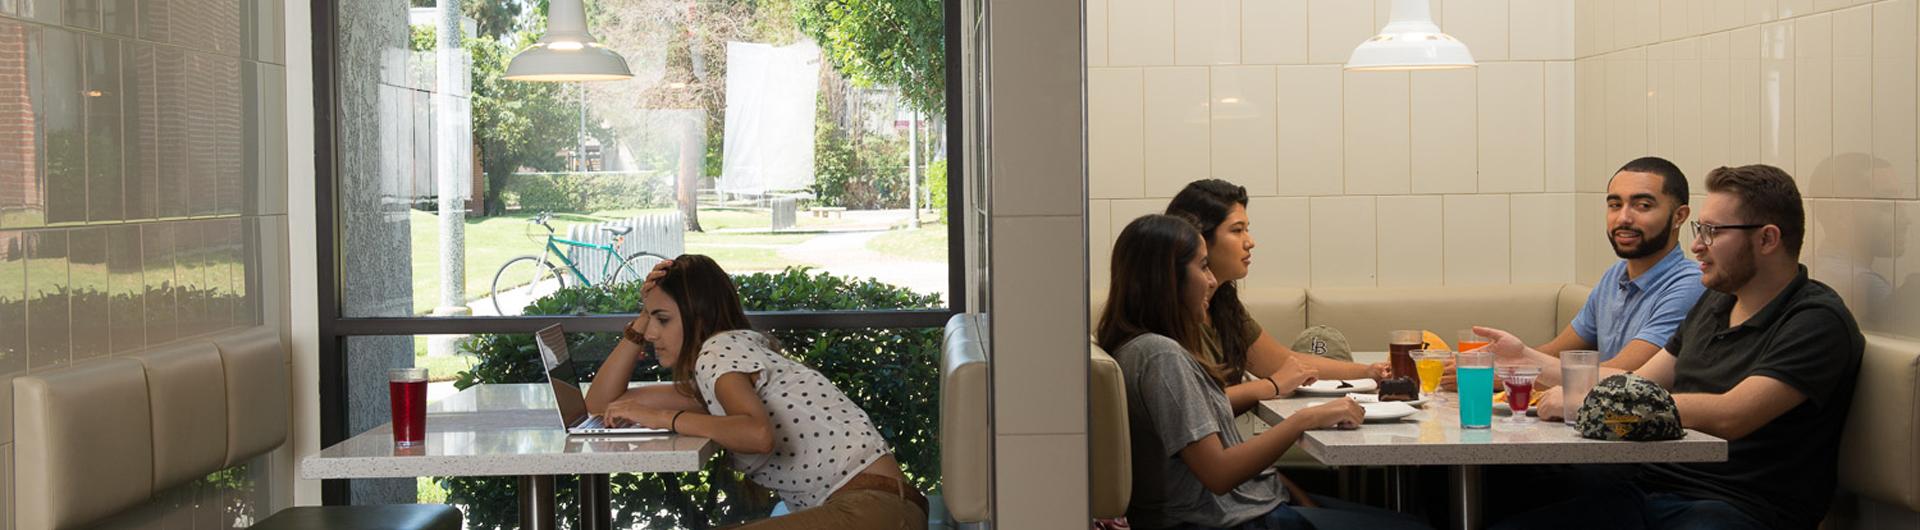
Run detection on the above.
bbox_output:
[1612,221,1675,259]
[1703,249,1759,293]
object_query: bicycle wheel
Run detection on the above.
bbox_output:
[491,255,569,316]
[608,251,671,288]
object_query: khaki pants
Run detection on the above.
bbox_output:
[734,489,928,530]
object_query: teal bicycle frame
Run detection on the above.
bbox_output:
[541,235,622,287]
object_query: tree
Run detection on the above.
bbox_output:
[466,32,582,216]
[587,0,805,231]
[792,0,945,115]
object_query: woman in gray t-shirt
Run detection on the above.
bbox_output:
[1098,214,1430,530]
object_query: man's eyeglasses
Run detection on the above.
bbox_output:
[1689,221,1766,247]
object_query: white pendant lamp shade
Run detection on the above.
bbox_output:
[1345,0,1476,71]
[506,0,633,82]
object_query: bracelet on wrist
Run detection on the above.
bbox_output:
[1267,377,1283,397]
[670,410,686,433]
[623,322,646,345]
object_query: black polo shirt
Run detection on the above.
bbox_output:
[1639,266,1863,530]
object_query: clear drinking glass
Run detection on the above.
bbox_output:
[1456,350,1495,429]
[1389,330,1423,380]
[1560,350,1601,426]
[389,368,429,447]
[1498,363,1543,424]
[1411,349,1451,400]
[1456,329,1489,353]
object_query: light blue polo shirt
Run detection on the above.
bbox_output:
[1571,246,1706,360]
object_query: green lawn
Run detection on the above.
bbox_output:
[867,224,949,263]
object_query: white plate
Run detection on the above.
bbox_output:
[1350,393,1428,407]
[1297,378,1378,395]
[1308,400,1420,422]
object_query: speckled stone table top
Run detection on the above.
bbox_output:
[1256,390,1728,467]
[302,383,716,479]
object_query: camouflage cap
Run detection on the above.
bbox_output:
[1575,373,1686,442]
[1290,325,1353,362]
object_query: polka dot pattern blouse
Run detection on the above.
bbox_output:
[694,330,891,510]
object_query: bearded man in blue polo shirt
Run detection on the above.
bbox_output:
[1544,157,1706,370]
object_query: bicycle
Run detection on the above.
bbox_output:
[490,212,671,315]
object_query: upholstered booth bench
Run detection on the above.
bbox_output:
[12,327,460,530]
[1085,283,1920,526]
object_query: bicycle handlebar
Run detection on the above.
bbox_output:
[530,212,555,233]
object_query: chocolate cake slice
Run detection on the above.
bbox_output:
[1377,377,1419,402]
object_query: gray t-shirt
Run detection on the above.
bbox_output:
[1112,333,1286,528]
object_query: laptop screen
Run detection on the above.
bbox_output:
[535,324,591,429]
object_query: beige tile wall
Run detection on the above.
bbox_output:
[1090,0,1579,294]
[1574,0,1920,343]
[989,0,1091,526]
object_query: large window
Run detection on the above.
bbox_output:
[315,0,961,522]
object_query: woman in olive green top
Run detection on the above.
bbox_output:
[1166,180,1392,403]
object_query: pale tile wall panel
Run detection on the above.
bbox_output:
[1309,196,1377,287]
[1089,69,1144,199]
[1175,0,1240,65]
[1411,69,1479,194]
[1444,194,1512,285]
[1511,194,1577,284]
[1671,39,1703,190]
[1090,201,1113,293]
[1760,21,1799,181]
[1144,68,1213,198]
[1111,0,1175,66]
[1828,6,1872,197]
[1700,32,1733,189]
[1274,65,1343,196]
[1480,62,1546,193]
[1576,57,1609,191]
[1089,0,1109,67]
[1308,0,1374,65]
[1730,27,1764,165]
[1445,0,1510,61]
[1345,71,1411,195]
[1512,0,1574,61]
[1376,195,1444,286]
[1873,0,1918,200]
[995,434,1090,529]
[1547,62,1577,192]
[1242,0,1307,65]
[1212,66,1279,196]
[1794,14,1832,189]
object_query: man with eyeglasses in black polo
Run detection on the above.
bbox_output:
[1478,164,1864,529]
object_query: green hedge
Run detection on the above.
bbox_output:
[503,172,673,214]
[445,268,943,528]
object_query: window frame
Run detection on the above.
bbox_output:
[310,0,967,505]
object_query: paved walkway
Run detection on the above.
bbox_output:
[778,229,951,301]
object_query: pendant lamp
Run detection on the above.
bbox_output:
[1345,0,1476,71]
[505,0,633,82]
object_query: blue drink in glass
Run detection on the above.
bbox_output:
[1458,366,1494,428]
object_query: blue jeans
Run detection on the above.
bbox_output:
[1492,478,1765,530]
[1167,495,1434,530]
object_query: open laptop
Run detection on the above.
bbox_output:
[535,324,670,435]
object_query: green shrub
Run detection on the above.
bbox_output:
[926,159,948,223]
[503,172,673,214]
[447,267,943,528]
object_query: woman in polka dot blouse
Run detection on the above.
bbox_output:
[584,255,927,529]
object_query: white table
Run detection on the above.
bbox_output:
[1259,354,1727,529]
[302,383,716,530]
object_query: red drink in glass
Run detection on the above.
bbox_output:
[389,368,429,447]
[1505,380,1532,411]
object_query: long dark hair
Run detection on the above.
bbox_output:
[653,254,757,399]
[1096,214,1227,387]
[1165,179,1255,381]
